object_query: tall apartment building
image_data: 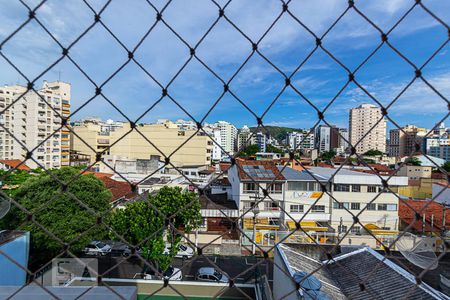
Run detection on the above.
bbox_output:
[349,104,386,154]
[71,119,213,170]
[388,125,428,157]
[315,125,339,153]
[0,81,71,169]
[253,131,267,152]
[423,125,450,161]
[215,121,237,156]
[337,128,349,154]
[237,125,252,152]
[287,130,315,152]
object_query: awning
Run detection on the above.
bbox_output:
[364,223,398,235]
[286,221,329,232]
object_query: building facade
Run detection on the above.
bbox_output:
[214,121,237,156]
[71,119,213,170]
[388,125,428,158]
[0,81,71,169]
[349,104,386,154]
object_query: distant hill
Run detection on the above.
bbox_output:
[248,126,300,141]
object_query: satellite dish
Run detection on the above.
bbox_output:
[396,232,438,270]
[0,195,11,219]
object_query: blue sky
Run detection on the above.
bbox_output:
[1,0,449,131]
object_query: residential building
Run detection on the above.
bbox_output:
[337,128,349,154]
[424,131,450,161]
[0,81,71,169]
[310,167,408,233]
[286,130,315,152]
[0,231,30,286]
[228,159,286,230]
[399,199,450,234]
[237,125,252,151]
[211,128,222,161]
[388,125,428,157]
[274,244,446,300]
[71,119,213,170]
[397,165,432,180]
[228,159,408,235]
[214,121,237,156]
[315,125,339,153]
[349,104,386,154]
[253,131,266,152]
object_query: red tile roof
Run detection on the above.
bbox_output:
[83,171,113,178]
[0,160,31,171]
[219,162,231,173]
[399,199,450,232]
[236,158,285,181]
[97,176,135,202]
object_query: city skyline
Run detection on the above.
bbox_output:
[1,1,449,129]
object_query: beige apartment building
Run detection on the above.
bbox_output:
[71,119,213,171]
[0,81,71,169]
[388,125,428,158]
[349,104,386,154]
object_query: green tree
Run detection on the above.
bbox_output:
[1,167,112,268]
[363,149,384,156]
[405,156,422,166]
[0,169,33,196]
[266,144,283,154]
[443,161,450,172]
[109,186,201,271]
[319,150,336,161]
[237,144,260,157]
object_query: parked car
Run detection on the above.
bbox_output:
[163,243,194,259]
[196,267,229,283]
[122,246,144,257]
[134,266,182,281]
[83,241,111,256]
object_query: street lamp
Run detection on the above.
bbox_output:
[252,205,260,255]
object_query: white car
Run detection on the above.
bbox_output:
[134,266,182,281]
[83,241,111,256]
[196,267,229,283]
[164,243,194,259]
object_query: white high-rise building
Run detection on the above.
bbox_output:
[349,104,386,154]
[211,128,222,161]
[287,131,315,152]
[237,125,252,151]
[0,81,71,169]
[215,121,237,156]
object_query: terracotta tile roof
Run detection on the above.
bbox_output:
[83,171,113,178]
[0,159,31,171]
[434,181,449,188]
[236,158,285,181]
[399,199,450,232]
[97,176,135,202]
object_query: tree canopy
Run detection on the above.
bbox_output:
[319,150,336,161]
[1,167,112,268]
[443,161,450,172]
[405,156,422,166]
[237,144,260,157]
[109,186,201,271]
[266,144,283,154]
[363,149,384,156]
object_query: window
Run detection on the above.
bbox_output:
[268,183,283,194]
[367,203,376,210]
[334,184,350,192]
[264,201,279,211]
[288,181,317,191]
[386,204,397,211]
[338,225,347,233]
[177,131,185,136]
[351,203,360,210]
[243,182,258,193]
[377,204,387,211]
[243,202,256,209]
[333,202,349,209]
[367,186,377,193]
[311,205,325,213]
[351,185,360,192]
[269,218,280,226]
[351,226,361,234]
[290,205,304,213]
